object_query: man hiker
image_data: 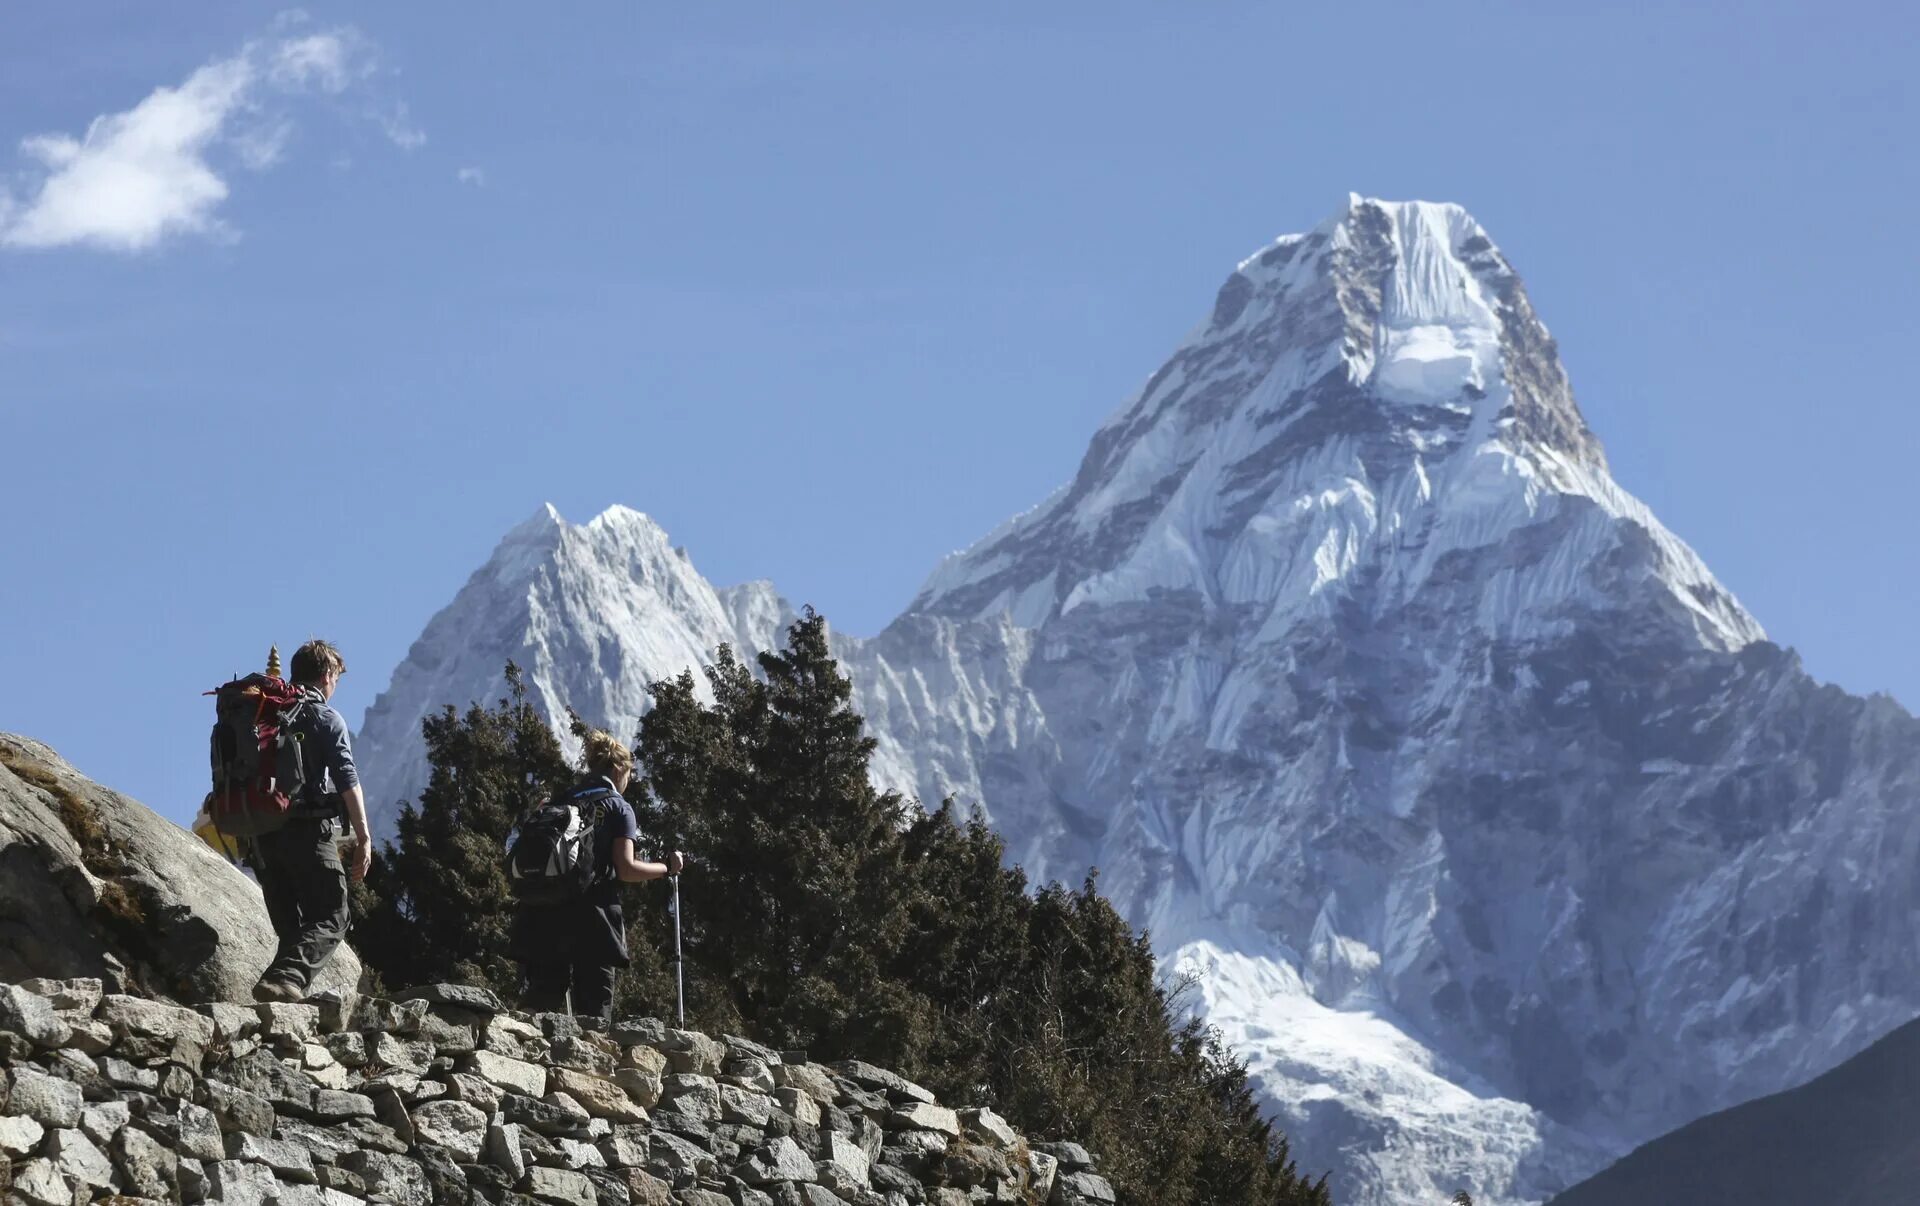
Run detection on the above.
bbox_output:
[509,728,685,1025]
[250,638,371,1003]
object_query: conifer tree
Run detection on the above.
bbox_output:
[355,663,571,996]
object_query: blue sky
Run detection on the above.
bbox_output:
[2,2,1914,826]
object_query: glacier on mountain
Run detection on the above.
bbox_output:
[354,197,1920,1206]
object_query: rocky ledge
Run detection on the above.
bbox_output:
[0,978,1115,1206]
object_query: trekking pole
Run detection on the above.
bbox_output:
[670,873,685,1027]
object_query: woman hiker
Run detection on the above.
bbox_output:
[510,728,685,1024]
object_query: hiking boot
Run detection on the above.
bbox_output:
[252,977,302,1003]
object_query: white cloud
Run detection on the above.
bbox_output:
[0,25,410,253]
[375,101,426,151]
[456,166,485,187]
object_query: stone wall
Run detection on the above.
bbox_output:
[0,979,1117,1206]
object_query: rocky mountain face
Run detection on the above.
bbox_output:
[1549,1014,1920,1205]
[0,733,359,1005]
[0,975,1104,1206]
[352,198,1920,1205]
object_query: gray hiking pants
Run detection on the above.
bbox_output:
[250,815,350,991]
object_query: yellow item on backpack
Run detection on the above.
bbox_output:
[192,794,244,862]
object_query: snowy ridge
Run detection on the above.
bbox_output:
[356,198,1920,1206]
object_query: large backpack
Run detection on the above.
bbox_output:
[205,650,313,839]
[506,786,617,905]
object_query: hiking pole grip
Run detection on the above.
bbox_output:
[670,874,684,1028]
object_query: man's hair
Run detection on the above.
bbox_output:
[290,639,346,686]
[581,728,634,782]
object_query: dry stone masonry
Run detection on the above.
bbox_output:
[0,978,1114,1206]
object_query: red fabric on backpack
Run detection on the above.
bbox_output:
[205,672,307,838]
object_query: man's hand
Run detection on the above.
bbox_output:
[667,850,686,875]
[349,831,372,883]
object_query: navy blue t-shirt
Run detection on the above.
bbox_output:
[288,685,358,816]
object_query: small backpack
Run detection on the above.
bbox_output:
[506,786,617,904]
[205,648,312,838]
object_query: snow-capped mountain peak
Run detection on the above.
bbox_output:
[352,504,790,832]
[910,196,1756,653]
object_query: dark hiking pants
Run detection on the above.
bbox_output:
[250,815,350,992]
[522,957,617,1025]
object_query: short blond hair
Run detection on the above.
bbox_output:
[581,728,633,782]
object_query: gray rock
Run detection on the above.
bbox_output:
[307,987,356,1035]
[960,1108,1017,1150]
[0,982,73,1048]
[254,1002,321,1048]
[198,1002,260,1043]
[201,1079,276,1136]
[396,983,505,1013]
[272,1115,365,1165]
[411,1098,489,1161]
[737,1136,818,1185]
[554,1135,605,1170]
[613,1066,664,1108]
[834,1062,935,1106]
[1033,1142,1093,1171]
[338,1149,430,1206]
[418,1011,479,1055]
[322,1030,366,1068]
[680,1190,733,1206]
[469,1048,548,1097]
[0,734,359,1004]
[626,1167,674,1205]
[501,1093,590,1138]
[820,1132,871,1189]
[64,1019,113,1055]
[307,1088,376,1122]
[369,1031,434,1074]
[1051,1171,1116,1204]
[9,1064,83,1128]
[227,1131,318,1182]
[314,1164,367,1195]
[446,1071,506,1114]
[208,1159,283,1206]
[720,1083,774,1127]
[0,1111,47,1157]
[112,1122,180,1198]
[173,1099,226,1161]
[598,1125,648,1169]
[609,1017,666,1047]
[777,1087,822,1129]
[351,996,428,1035]
[520,1165,596,1206]
[9,1157,77,1206]
[178,1156,209,1203]
[661,1029,725,1076]
[886,1103,960,1138]
[771,1063,838,1105]
[208,1049,312,1114]
[20,976,105,1015]
[485,1119,528,1182]
[644,1129,717,1180]
[660,1073,722,1123]
[98,1055,157,1091]
[725,1058,778,1094]
[47,1126,115,1189]
[548,1067,646,1123]
[79,1098,129,1146]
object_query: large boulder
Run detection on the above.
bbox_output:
[0,732,360,1003]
